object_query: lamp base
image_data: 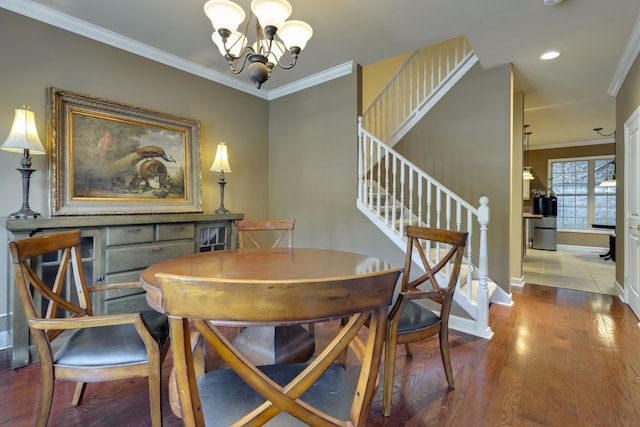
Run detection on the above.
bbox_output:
[9,206,41,219]
[11,166,40,219]
[215,176,230,214]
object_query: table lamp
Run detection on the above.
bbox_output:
[210,142,231,214]
[1,106,46,218]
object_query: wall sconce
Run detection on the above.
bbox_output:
[210,142,232,214]
[1,106,46,218]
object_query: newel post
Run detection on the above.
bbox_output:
[477,196,490,335]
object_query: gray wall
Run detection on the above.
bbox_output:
[393,63,514,290]
[0,10,271,346]
[268,69,405,264]
[0,8,516,345]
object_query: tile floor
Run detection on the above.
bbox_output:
[523,247,617,295]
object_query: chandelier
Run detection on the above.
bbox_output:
[204,0,313,89]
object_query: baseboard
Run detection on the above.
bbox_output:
[449,314,494,340]
[0,331,11,350]
[511,275,525,288]
[0,313,10,350]
[556,244,607,252]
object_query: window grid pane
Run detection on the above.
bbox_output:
[553,160,588,230]
[550,157,615,229]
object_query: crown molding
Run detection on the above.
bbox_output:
[266,62,355,100]
[530,137,615,151]
[1,0,354,99]
[608,13,640,96]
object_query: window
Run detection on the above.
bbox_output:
[550,156,615,229]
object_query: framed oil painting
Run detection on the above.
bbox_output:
[47,88,202,215]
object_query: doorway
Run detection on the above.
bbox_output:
[624,106,640,318]
[523,248,616,294]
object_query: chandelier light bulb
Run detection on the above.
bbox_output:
[204,0,245,32]
[250,0,292,30]
[278,20,313,51]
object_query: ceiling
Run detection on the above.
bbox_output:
[5,0,640,148]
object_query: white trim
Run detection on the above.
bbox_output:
[557,228,613,236]
[530,138,615,151]
[608,14,640,96]
[267,62,355,100]
[0,331,10,350]
[556,244,608,252]
[0,313,10,350]
[1,0,353,99]
[511,276,525,288]
[449,314,494,340]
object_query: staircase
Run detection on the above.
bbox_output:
[357,36,511,340]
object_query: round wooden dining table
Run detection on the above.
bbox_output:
[141,247,400,364]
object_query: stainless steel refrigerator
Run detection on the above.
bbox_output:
[532,216,557,250]
[532,195,558,250]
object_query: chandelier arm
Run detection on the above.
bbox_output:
[274,47,301,70]
[227,51,254,75]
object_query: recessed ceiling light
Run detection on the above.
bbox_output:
[540,51,560,60]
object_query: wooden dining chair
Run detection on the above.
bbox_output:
[382,225,468,416]
[236,218,316,354]
[237,219,295,248]
[157,266,401,426]
[8,229,170,427]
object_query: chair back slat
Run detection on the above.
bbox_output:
[9,229,93,340]
[237,219,295,248]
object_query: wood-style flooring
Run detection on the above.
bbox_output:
[2,283,640,426]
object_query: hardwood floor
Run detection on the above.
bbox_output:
[3,284,640,426]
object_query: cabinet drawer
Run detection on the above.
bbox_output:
[157,223,195,241]
[105,241,194,274]
[107,225,155,246]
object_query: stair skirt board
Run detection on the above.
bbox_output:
[414,304,495,340]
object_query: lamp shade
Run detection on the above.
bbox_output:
[251,0,291,29]
[210,142,231,173]
[600,177,616,187]
[204,0,246,32]
[523,167,534,180]
[1,107,46,154]
[278,20,313,50]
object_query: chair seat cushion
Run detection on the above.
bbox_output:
[197,363,352,426]
[398,300,441,333]
[55,310,169,367]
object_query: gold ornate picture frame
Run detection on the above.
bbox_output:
[47,88,202,216]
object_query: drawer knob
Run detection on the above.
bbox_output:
[151,248,165,252]
[124,228,142,233]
